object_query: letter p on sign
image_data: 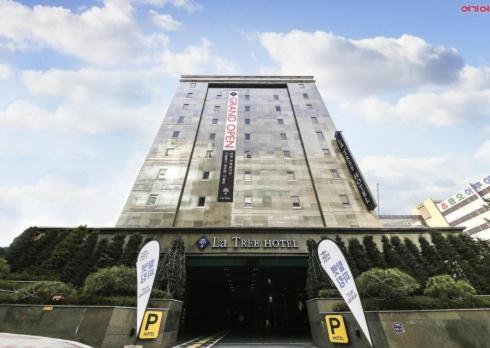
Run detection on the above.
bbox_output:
[139,311,164,340]
[325,315,349,344]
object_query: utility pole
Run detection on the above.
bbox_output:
[376,183,380,215]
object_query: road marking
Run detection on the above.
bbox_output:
[174,332,227,348]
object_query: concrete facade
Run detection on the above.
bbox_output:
[117,76,380,230]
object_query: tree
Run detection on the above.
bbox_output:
[348,238,371,273]
[93,239,111,270]
[0,258,10,278]
[61,231,98,286]
[120,234,142,266]
[305,239,330,298]
[362,235,385,268]
[105,233,127,267]
[83,266,136,296]
[357,268,419,300]
[381,235,402,269]
[430,232,466,280]
[447,235,485,293]
[335,235,359,276]
[391,236,418,278]
[404,238,429,285]
[6,227,40,272]
[424,275,476,302]
[419,236,444,276]
[156,238,186,299]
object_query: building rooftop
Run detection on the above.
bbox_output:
[180,75,315,83]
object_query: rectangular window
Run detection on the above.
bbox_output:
[307,104,313,110]
[273,94,279,100]
[212,118,218,124]
[190,82,196,88]
[244,170,252,181]
[283,150,291,158]
[280,132,287,140]
[339,194,350,206]
[330,169,340,179]
[209,133,216,140]
[186,92,193,98]
[178,116,184,124]
[157,169,167,179]
[206,150,213,158]
[291,195,301,208]
[277,118,284,125]
[197,196,206,207]
[214,105,220,112]
[316,131,325,140]
[287,171,295,181]
[245,118,251,125]
[165,148,174,156]
[245,133,251,140]
[244,196,252,208]
[311,116,318,124]
[172,130,180,139]
[183,104,189,110]
[275,105,281,112]
[245,105,250,112]
[299,83,304,88]
[303,93,309,99]
[322,148,331,157]
[202,171,210,180]
[245,94,250,101]
[147,194,158,205]
[245,150,252,159]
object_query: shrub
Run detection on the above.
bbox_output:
[83,266,136,296]
[424,275,476,302]
[318,288,339,298]
[12,281,77,304]
[0,258,10,278]
[357,268,420,300]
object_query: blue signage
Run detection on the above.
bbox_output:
[196,236,210,250]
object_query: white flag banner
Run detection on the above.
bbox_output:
[136,240,160,336]
[317,239,372,347]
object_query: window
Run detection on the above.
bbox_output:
[311,116,318,124]
[280,132,287,140]
[339,194,350,206]
[244,170,252,181]
[206,150,213,158]
[183,104,189,110]
[303,93,309,99]
[190,82,196,88]
[214,105,220,112]
[417,204,432,220]
[172,130,180,139]
[316,131,325,140]
[245,105,250,112]
[147,194,158,205]
[306,104,313,110]
[283,150,291,158]
[287,171,295,181]
[157,169,167,179]
[216,94,222,99]
[244,196,252,208]
[273,94,279,100]
[330,169,340,179]
[186,92,193,98]
[245,150,252,159]
[291,195,301,208]
[165,148,174,156]
[178,116,184,124]
[245,133,251,140]
[277,118,284,125]
[212,118,218,124]
[209,133,216,140]
[245,94,250,100]
[275,105,281,112]
[197,196,206,207]
[202,171,210,180]
[322,148,331,157]
[245,118,251,125]
[299,83,304,88]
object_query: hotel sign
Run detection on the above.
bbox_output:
[196,235,299,250]
[335,131,377,211]
[218,91,239,202]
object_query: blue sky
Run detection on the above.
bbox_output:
[0,0,489,245]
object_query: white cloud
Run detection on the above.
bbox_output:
[149,10,182,31]
[259,30,464,97]
[0,63,11,79]
[139,0,202,13]
[0,0,168,64]
[360,155,477,214]
[475,140,490,165]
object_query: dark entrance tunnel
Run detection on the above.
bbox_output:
[182,257,309,336]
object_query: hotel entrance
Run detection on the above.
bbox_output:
[182,256,309,336]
